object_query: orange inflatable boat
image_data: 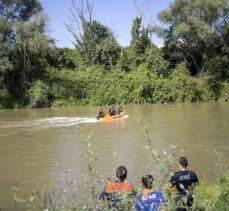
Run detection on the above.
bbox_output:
[99,112,126,121]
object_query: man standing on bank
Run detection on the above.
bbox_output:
[169,157,199,211]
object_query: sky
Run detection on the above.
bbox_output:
[40,0,174,48]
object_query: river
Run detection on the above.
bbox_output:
[0,103,228,208]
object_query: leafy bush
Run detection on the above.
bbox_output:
[213,174,229,210]
[0,88,17,109]
[220,82,229,101]
[40,64,218,107]
[170,63,213,102]
[192,174,229,211]
[144,47,169,77]
[27,80,50,108]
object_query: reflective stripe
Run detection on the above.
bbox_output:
[105,182,133,193]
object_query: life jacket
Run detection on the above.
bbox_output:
[105,181,133,193]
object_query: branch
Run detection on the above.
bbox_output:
[65,0,94,45]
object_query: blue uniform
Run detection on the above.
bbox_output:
[135,190,164,211]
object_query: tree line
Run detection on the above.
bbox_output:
[0,0,228,108]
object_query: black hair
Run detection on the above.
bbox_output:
[179,156,188,167]
[116,166,127,181]
[141,175,154,189]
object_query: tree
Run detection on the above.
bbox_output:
[0,0,52,86]
[96,37,121,70]
[119,14,167,73]
[77,20,114,66]
[66,0,121,68]
[14,16,53,80]
[144,47,169,77]
[128,16,151,69]
[155,0,229,76]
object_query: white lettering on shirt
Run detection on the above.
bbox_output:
[142,193,157,201]
[179,174,190,181]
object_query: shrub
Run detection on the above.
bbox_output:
[27,80,50,108]
[170,63,213,102]
[0,88,16,109]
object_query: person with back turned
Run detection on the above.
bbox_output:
[96,108,105,120]
[99,166,135,209]
[117,105,124,114]
[169,157,199,211]
[135,174,164,211]
[109,105,116,116]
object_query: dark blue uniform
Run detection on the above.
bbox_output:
[170,170,198,210]
[109,107,116,116]
[135,190,164,211]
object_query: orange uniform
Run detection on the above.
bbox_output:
[105,181,134,193]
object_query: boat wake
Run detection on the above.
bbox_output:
[0,117,98,129]
[122,114,129,119]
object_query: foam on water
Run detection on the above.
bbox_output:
[0,117,99,129]
[0,114,129,129]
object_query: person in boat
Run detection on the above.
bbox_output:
[99,166,135,209]
[135,174,164,211]
[169,157,199,211]
[117,105,124,114]
[109,105,116,116]
[96,108,105,120]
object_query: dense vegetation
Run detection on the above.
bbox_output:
[0,0,228,109]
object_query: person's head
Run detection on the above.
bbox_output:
[142,175,154,189]
[179,156,188,169]
[116,166,127,181]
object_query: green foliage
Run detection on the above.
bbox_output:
[54,48,79,69]
[0,57,13,88]
[76,20,119,67]
[144,47,169,77]
[0,88,14,109]
[0,0,228,109]
[206,55,229,80]
[128,17,151,69]
[156,0,229,76]
[220,82,229,102]
[38,64,215,107]
[14,16,53,80]
[0,0,53,107]
[26,80,50,108]
[96,37,121,70]
[170,63,214,102]
[192,174,229,211]
[45,67,85,106]
[130,17,151,56]
[213,174,229,210]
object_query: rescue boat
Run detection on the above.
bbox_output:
[99,112,126,121]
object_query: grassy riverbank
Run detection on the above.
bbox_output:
[12,170,229,210]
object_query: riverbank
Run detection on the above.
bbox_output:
[11,172,229,210]
[0,65,228,110]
